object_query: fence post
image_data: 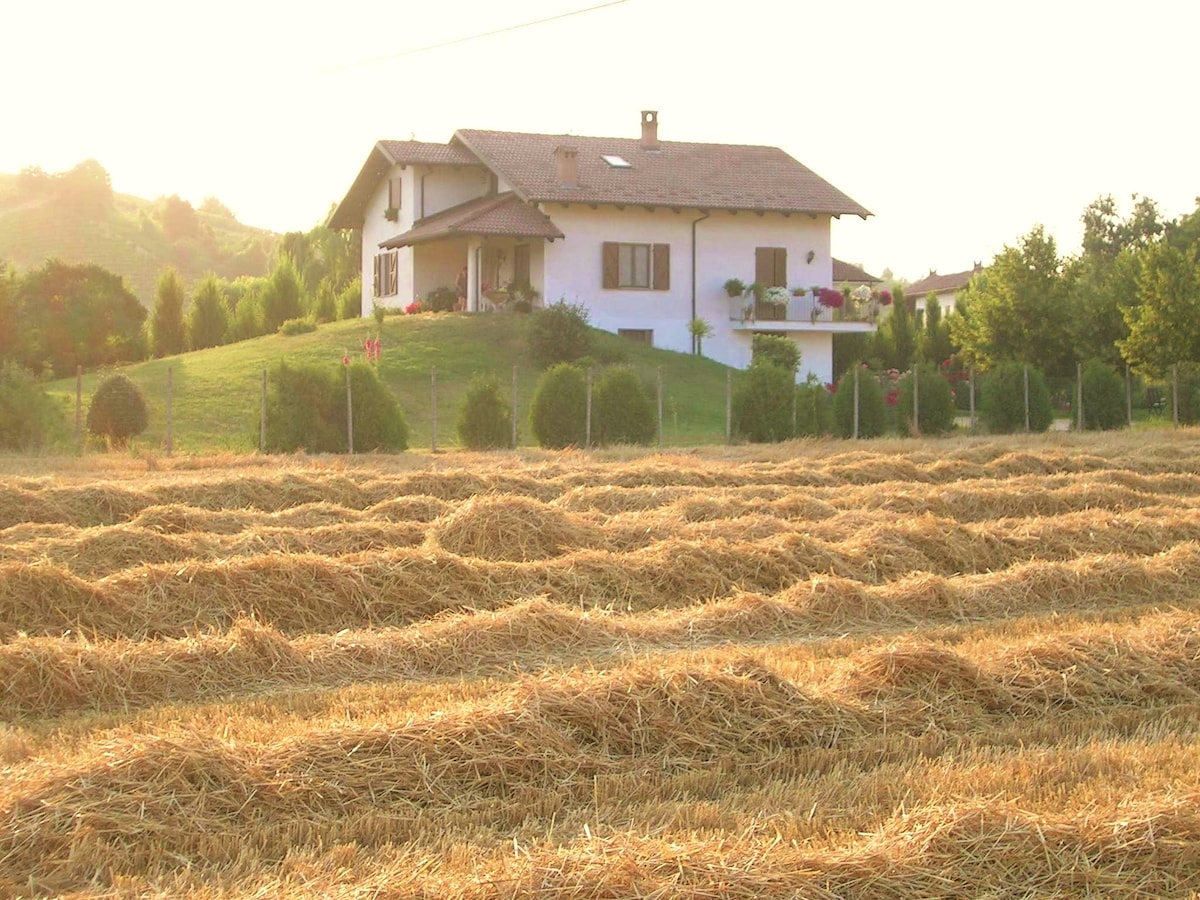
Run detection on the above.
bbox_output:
[1173,363,1180,427]
[1076,361,1084,432]
[725,369,732,446]
[430,366,437,452]
[656,366,663,449]
[260,369,267,453]
[852,366,860,439]
[165,366,174,456]
[511,365,518,450]
[791,376,798,437]
[1125,365,1133,428]
[585,367,593,448]
[912,365,920,437]
[1023,364,1030,433]
[345,365,354,455]
[969,365,976,431]
[75,365,83,453]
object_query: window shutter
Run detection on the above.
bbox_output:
[602,242,619,289]
[652,244,670,290]
[755,247,773,286]
[373,256,382,297]
[772,248,787,287]
[387,252,398,295]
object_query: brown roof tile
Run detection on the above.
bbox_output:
[454,129,871,217]
[378,140,480,166]
[379,192,564,248]
[907,264,982,296]
[832,258,881,284]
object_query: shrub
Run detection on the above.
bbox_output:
[1080,359,1126,430]
[457,376,512,450]
[0,363,66,450]
[593,367,655,446]
[86,373,148,448]
[897,364,957,435]
[980,361,1053,433]
[337,277,362,320]
[733,363,795,443]
[424,286,458,313]
[832,366,887,438]
[795,375,834,437]
[751,334,800,375]
[527,300,592,369]
[530,363,586,448]
[278,315,317,336]
[265,362,407,453]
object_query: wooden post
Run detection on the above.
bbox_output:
[1023,364,1030,433]
[75,365,83,452]
[1076,361,1084,432]
[969,365,976,431]
[725,369,732,445]
[165,366,174,456]
[345,365,354,455]
[853,366,860,440]
[511,365,518,450]
[259,369,267,453]
[585,367,593,448]
[791,377,798,437]
[1173,363,1180,427]
[656,366,663,449]
[430,366,437,452]
[1125,365,1133,428]
[912,366,920,437]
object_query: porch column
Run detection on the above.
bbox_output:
[467,239,483,313]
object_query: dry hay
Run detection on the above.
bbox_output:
[366,493,453,522]
[429,494,609,561]
[551,483,694,514]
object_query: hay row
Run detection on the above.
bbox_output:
[5,636,1200,892]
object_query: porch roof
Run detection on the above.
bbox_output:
[379,192,564,248]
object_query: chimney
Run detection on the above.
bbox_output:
[554,145,578,187]
[640,110,659,150]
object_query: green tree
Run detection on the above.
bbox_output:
[733,362,795,443]
[260,256,305,333]
[874,286,916,371]
[530,363,586,448]
[1118,241,1200,377]
[832,366,886,438]
[86,374,149,448]
[751,334,800,375]
[980,362,1054,433]
[0,264,16,363]
[187,275,230,350]
[150,267,187,357]
[56,159,112,218]
[0,362,65,450]
[527,300,592,369]
[457,375,513,450]
[593,367,655,446]
[160,195,201,242]
[918,294,955,366]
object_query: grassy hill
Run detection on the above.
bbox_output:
[45,313,734,453]
[0,172,277,304]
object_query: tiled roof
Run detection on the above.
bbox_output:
[907,265,982,296]
[378,140,480,166]
[833,258,881,284]
[454,129,871,217]
[379,192,564,248]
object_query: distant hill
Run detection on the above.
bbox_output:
[0,165,279,305]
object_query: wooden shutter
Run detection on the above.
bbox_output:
[386,252,398,295]
[602,242,619,289]
[772,248,787,287]
[756,247,787,287]
[372,255,382,297]
[652,244,670,290]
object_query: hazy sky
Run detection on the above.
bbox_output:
[5,0,1197,281]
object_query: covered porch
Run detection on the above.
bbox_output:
[380,192,563,313]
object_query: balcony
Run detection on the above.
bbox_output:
[727,290,879,332]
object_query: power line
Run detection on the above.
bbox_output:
[336,0,630,69]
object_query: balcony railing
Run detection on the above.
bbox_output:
[728,291,879,326]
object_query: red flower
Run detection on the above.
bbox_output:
[878,289,893,306]
[886,389,899,407]
[818,287,844,309]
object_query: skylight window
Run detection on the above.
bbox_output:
[601,154,632,168]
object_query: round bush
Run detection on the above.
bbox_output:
[530,363,586,448]
[833,366,886,438]
[457,375,512,450]
[86,373,148,448]
[593,367,655,446]
[0,363,66,451]
[751,334,800,375]
[1080,359,1126,430]
[265,362,407,453]
[347,363,408,452]
[733,363,795,443]
[980,362,1053,433]
[898,364,957,435]
[795,376,834,437]
[527,300,592,369]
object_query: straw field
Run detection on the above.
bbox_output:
[3,432,1200,898]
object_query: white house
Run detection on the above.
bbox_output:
[328,111,873,383]
[906,263,982,321]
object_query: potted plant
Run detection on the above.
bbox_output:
[724,278,746,298]
[384,207,399,222]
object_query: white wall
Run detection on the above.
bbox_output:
[541,205,837,380]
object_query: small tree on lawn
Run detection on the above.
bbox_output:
[86,374,148,449]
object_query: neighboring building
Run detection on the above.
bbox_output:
[832,258,882,290]
[906,263,982,320]
[328,111,872,382]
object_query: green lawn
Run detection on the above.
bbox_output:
[46,313,735,453]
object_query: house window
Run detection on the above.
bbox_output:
[373,251,398,298]
[755,247,787,287]
[601,242,670,290]
[618,328,653,346]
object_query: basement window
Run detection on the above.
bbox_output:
[601,154,632,168]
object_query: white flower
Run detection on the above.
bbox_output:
[764,286,791,306]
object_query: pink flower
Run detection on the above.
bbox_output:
[818,287,844,309]
[879,289,893,306]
